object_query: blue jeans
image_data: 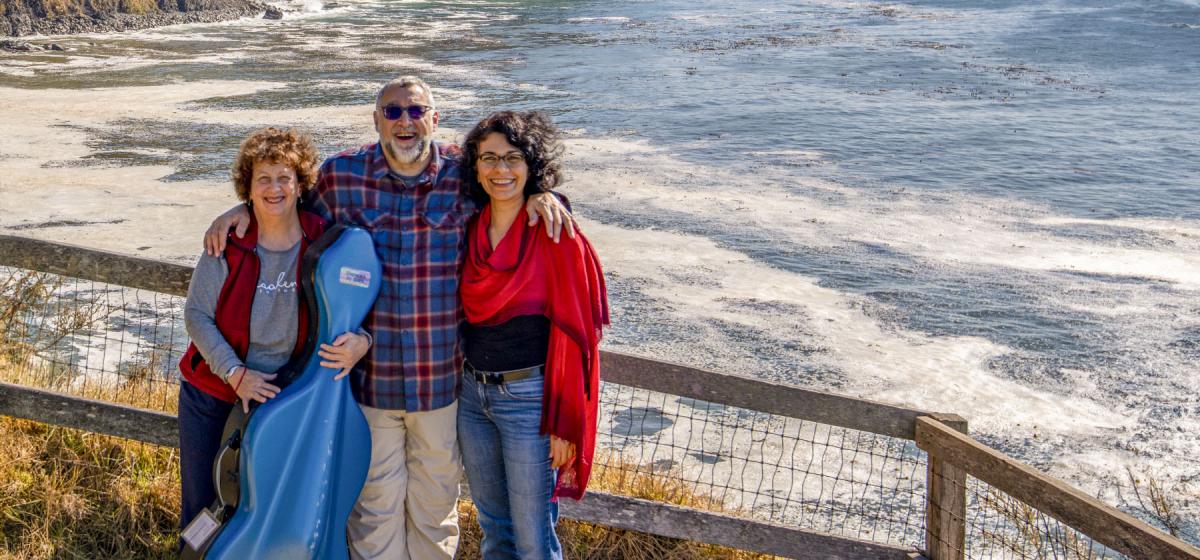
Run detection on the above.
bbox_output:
[457,369,562,560]
[177,380,234,530]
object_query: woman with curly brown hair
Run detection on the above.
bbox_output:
[457,111,609,559]
[177,127,370,532]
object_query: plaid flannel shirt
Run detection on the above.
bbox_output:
[310,141,476,411]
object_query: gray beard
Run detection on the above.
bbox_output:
[384,137,430,166]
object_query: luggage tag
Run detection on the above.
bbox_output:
[181,508,221,551]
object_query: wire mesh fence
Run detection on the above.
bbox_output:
[963,476,1129,560]
[594,383,929,550]
[924,455,1131,560]
[0,266,184,413]
[2,264,932,551]
[2,261,1189,559]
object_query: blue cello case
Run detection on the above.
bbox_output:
[183,225,380,559]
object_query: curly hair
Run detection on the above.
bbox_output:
[462,111,563,206]
[230,127,321,203]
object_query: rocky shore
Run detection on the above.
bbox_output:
[1,0,265,37]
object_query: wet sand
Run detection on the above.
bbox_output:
[0,81,365,261]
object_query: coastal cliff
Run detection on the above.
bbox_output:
[1,0,264,36]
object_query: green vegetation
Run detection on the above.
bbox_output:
[118,0,158,16]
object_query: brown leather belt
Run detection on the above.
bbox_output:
[464,361,543,385]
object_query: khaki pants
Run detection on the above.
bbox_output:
[348,402,461,560]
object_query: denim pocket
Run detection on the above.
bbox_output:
[499,375,544,401]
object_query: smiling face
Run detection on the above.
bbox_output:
[249,159,300,222]
[373,84,439,175]
[475,132,528,206]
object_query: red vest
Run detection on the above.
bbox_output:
[179,211,327,403]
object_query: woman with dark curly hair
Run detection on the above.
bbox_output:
[458,111,609,559]
[177,127,370,532]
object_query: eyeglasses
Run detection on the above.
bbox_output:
[380,104,431,121]
[477,153,527,168]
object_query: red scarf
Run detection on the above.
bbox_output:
[461,204,609,500]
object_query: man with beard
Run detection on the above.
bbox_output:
[203,75,573,560]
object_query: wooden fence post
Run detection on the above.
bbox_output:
[923,414,968,560]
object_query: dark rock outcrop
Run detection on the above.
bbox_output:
[1,38,37,50]
[262,5,281,19]
[1,0,266,36]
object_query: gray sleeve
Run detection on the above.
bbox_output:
[184,252,243,378]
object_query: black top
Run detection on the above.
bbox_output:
[463,314,550,371]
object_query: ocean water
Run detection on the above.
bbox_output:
[1,0,1198,541]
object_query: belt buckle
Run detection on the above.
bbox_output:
[466,362,500,385]
[483,371,505,385]
[466,362,538,385]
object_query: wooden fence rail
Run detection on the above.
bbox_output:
[0,234,192,297]
[0,380,910,560]
[3,233,1199,559]
[916,417,1200,560]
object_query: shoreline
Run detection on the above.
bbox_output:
[1,2,264,38]
[1,6,1198,533]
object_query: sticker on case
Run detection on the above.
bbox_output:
[339,267,371,288]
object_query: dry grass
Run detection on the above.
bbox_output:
[0,417,180,560]
[1,272,103,359]
[976,464,1199,558]
[0,391,769,559]
[0,270,183,559]
[1124,466,1197,542]
[977,486,1098,559]
[118,0,159,15]
[564,456,772,558]
[0,269,772,559]
[455,455,775,560]
[0,356,181,559]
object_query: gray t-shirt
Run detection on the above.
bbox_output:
[184,242,302,379]
[390,170,424,189]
